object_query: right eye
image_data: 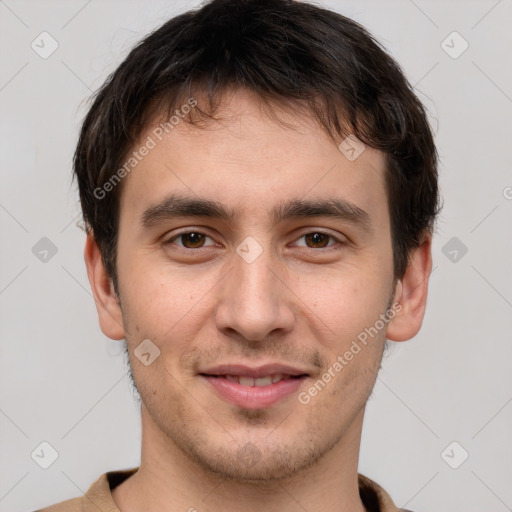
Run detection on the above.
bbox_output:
[165,230,217,249]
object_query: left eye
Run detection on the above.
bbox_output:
[166,231,340,250]
[293,232,340,249]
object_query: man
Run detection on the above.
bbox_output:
[37,0,440,510]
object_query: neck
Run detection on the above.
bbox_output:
[112,406,368,512]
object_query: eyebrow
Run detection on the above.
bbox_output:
[141,193,373,233]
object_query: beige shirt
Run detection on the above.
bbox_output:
[36,467,414,512]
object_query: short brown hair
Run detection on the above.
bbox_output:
[73,0,441,292]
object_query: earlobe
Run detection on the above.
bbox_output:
[84,233,125,340]
[386,232,433,342]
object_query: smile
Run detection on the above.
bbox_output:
[222,374,299,387]
[200,373,308,409]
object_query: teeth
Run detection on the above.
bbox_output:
[255,376,272,387]
[223,374,287,387]
[239,376,255,387]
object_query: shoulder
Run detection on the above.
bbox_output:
[32,468,138,512]
[358,473,417,512]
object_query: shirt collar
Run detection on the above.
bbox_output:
[80,467,405,512]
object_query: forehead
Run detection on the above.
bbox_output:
[118,89,388,226]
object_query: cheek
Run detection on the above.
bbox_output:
[294,266,390,342]
[118,261,217,356]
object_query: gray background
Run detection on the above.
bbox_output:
[1,1,511,511]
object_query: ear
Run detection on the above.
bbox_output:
[84,233,125,340]
[386,232,433,342]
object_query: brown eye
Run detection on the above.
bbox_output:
[169,231,214,249]
[293,231,342,250]
[303,232,332,248]
[181,232,205,248]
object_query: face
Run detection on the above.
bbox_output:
[91,89,412,481]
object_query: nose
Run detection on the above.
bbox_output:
[214,246,295,343]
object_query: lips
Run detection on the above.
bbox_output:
[223,374,296,386]
[199,363,309,379]
[199,363,310,409]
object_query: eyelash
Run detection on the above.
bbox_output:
[165,229,346,251]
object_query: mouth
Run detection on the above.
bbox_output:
[198,364,310,409]
[200,373,306,387]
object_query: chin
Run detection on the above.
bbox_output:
[182,436,327,483]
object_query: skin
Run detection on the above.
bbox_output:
[85,88,432,512]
